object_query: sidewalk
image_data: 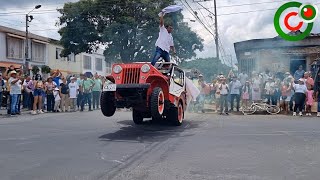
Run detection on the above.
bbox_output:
[0,108,31,116]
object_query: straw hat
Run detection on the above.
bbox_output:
[8,71,17,76]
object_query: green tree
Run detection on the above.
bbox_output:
[57,0,203,63]
[181,58,230,82]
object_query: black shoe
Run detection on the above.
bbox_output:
[225,112,229,115]
[10,113,16,116]
[80,110,84,112]
[89,109,93,111]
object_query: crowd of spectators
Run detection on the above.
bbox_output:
[189,65,319,117]
[0,65,105,116]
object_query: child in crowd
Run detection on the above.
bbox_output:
[242,81,250,108]
[219,77,229,115]
[306,85,314,116]
[53,87,61,112]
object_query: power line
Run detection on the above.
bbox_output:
[180,0,214,36]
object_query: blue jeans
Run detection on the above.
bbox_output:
[47,94,55,112]
[10,94,19,114]
[81,93,92,111]
[0,91,2,108]
[77,93,83,108]
[151,47,170,65]
[23,91,30,108]
[318,98,320,112]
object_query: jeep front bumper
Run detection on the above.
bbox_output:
[115,83,150,109]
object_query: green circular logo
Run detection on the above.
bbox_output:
[274,1,314,41]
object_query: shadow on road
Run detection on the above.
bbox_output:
[99,119,202,143]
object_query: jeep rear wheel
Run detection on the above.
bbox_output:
[150,87,165,120]
[132,109,144,125]
[100,92,116,117]
[168,102,184,126]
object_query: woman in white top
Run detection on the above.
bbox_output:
[251,73,262,102]
[292,78,307,116]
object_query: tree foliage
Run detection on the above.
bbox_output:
[58,0,203,63]
[181,58,230,82]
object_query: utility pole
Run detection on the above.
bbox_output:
[25,14,29,65]
[213,0,219,60]
[25,5,41,75]
[194,0,219,59]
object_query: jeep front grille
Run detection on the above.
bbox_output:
[122,68,140,84]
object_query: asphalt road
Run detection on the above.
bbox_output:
[1,111,320,180]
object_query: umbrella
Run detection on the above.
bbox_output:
[84,72,93,78]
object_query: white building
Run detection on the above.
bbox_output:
[0,25,112,76]
[0,25,49,73]
[80,49,111,76]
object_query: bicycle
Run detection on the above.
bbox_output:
[241,102,281,115]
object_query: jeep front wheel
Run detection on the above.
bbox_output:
[132,109,144,125]
[150,87,165,120]
[100,92,116,117]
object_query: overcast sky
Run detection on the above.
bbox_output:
[1,0,320,65]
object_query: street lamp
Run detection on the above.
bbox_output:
[25,4,41,75]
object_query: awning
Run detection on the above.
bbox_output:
[32,39,49,44]
[7,33,26,40]
[0,62,22,69]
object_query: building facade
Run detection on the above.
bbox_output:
[234,33,320,76]
[0,25,49,73]
[0,25,112,77]
[48,41,81,76]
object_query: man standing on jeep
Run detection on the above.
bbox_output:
[151,13,176,66]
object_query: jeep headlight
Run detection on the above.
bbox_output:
[113,65,122,74]
[141,64,150,73]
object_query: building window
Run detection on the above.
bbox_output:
[106,61,112,74]
[56,48,63,60]
[95,58,103,71]
[83,55,92,69]
[6,36,24,59]
[67,54,75,62]
[32,42,45,62]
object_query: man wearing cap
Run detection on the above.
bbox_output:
[81,74,95,111]
[8,71,21,115]
[229,76,242,112]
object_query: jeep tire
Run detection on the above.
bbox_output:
[168,102,184,126]
[132,109,144,124]
[150,87,165,121]
[100,92,116,117]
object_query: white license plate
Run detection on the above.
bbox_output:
[103,84,116,92]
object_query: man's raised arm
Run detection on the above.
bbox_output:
[160,13,164,27]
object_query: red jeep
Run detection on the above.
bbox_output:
[101,62,187,126]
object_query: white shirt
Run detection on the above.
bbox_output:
[293,84,307,94]
[68,82,79,99]
[265,82,275,95]
[220,84,229,95]
[9,77,22,95]
[155,25,174,53]
[53,90,61,101]
[239,73,248,85]
[229,80,242,95]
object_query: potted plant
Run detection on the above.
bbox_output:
[31,66,40,75]
[41,65,51,79]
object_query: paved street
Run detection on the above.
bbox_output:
[1,111,320,180]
